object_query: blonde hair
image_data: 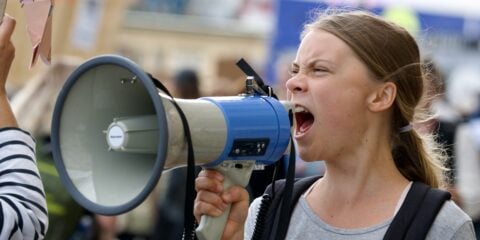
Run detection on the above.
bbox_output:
[303,10,447,188]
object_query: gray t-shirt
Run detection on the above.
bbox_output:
[245,191,476,239]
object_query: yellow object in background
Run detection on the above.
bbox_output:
[383,6,420,36]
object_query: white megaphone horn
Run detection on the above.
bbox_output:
[51,55,293,240]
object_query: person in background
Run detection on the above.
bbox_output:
[0,15,49,239]
[456,102,480,239]
[452,65,480,239]
[421,58,462,204]
[194,10,475,239]
[172,69,201,99]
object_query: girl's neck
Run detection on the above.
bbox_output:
[305,151,410,229]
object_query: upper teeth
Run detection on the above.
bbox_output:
[295,106,309,113]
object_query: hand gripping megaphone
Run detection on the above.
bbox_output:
[51,55,293,240]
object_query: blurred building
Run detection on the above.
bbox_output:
[7,0,272,97]
[8,0,274,130]
[7,0,130,91]
[117,0,273,94]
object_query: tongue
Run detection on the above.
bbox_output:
[299,118,314,133]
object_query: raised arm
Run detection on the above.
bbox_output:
[0,15,17,128]
[0,15,49,239]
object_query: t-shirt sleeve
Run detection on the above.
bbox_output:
[451,220,476,240]
[456,123,480,220]
[0,128,48,239]
[427,200,476,240]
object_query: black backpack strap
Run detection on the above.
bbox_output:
[252,175,321,240]
[383,182,451,240]
[403,185,451,239]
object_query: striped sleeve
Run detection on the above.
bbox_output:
[0,128,48,239]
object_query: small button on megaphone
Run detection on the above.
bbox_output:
[51,55,293,239]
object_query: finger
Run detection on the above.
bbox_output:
[0,15,15,43]
[228,197,249,224]
[194,193,227,221]
[194,201,223,222]
[222,186,249,204]
[196,190,228,212]
[224,187,250,229]
[195,176,224,193]
[198,169,224,181]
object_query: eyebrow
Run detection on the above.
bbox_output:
[292,58,335,69]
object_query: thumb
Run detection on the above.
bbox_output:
[222,186,249,224]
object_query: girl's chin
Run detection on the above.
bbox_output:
[296,145,324,162]
[300,157,318,162]
[296,150,316,162]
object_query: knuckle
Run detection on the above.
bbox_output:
[195,190,207,200]
[194,201,222,218]
[195,178,210,192]
[197,191,224,208]
[198,170,208,177]
[203,169,223,179]
[193,201,202,216]
[196,177,221,193]
[194,178,203,191]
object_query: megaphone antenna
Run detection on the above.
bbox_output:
[236,58,265,85]
[236,58,278,99]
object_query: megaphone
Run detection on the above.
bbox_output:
[51,55,292,240]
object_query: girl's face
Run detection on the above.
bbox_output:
[286,30,383,161]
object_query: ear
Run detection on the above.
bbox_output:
[367,82,397,112]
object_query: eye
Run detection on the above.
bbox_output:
[313,65,329,72]
[312,67,328,76]
[288,67,299,76]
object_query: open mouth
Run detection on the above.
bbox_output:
[294,105,314,134]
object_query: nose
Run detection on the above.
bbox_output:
[286,74,307,94]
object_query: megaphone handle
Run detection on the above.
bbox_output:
[196,160,255,240]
